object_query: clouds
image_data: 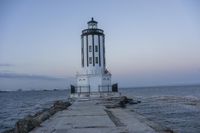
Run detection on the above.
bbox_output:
[0,63,14,67]
[0,63,64,81]
[0,72,63,81]
[0,72,74,91]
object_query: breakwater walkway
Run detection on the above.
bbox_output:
[29,97,159,133]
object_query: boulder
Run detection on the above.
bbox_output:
[15,116,40,133]
[105,96,141,108]
[53,100,71,110]
[120,96,141,105]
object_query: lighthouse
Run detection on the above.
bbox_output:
[71,18,118,97]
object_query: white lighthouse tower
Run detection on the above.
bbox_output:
[74,18,113,97]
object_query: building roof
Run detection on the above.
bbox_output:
[87,17,97,24]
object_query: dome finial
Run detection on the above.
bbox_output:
[87,17,98,29]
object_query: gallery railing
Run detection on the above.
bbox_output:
[70,83,118,95]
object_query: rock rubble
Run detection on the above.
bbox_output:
[3,100,71,133]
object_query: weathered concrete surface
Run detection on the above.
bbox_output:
[30,98,157,133]
[107,108,156,133]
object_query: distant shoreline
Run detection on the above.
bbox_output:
[0,89,69,92]
[123,84,200,89]
[1,84,200,92]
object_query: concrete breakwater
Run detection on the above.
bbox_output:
[30,96,174,133]
[4,96,174,133]
[3,101,71,133]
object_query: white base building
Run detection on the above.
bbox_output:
[76,71,111,93]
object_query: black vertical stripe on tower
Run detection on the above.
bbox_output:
[86,35,89,67]
[98,35,101,67]
[92,35,95,66]
[103,35,105,67]
[81,36,83,67]
[81,36,84,67]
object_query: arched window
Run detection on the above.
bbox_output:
[96,57,98,64]
[89,46,92,52]
[95,45,98,52]
[89,57,92,64]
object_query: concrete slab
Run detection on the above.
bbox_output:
[108,108,156,133]
[30,98,158,133]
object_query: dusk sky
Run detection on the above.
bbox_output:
[0,0,200,90]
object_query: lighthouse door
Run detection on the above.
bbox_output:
[89,76,101,92]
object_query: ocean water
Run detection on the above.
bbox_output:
[0,90,69,133]
[0,85,200,133]
[120,85,200,133]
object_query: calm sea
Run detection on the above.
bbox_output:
[0,85,200,133]
[120,85,200,133]
[0,90,69,133]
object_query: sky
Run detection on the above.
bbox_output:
[0,0,200,90]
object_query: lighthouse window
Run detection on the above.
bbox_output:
[95,46,98,52]
[95,57,98,64]
[89,57,92,64]
[89,46,92,52]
